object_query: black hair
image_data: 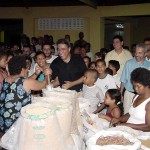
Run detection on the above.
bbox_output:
[31,37,38,42]
[6,50,14,58]
[42,42,51,50]
[23,45,30,49]
[0,50,7,60]
[25,55,32,63]
[89,61,96,68]
[35,51,46,59]
[131,68,150,88]
[95,59,106,67]
[56,39,70,48]
[8,56,26,75]
[144,37,150,42]
[113,35,123,42]
[95,52,105,60]
[109,60,120,72]
[105,67,113,75]
[83,56,91,62]
[107,89,123,115]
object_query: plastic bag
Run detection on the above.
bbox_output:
[82,111,109,142]
[78,97,90,113]
[86,130,141,150]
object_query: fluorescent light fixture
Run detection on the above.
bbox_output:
[115,24,124,28]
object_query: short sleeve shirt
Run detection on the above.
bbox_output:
[51,54,87,91]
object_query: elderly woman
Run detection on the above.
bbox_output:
[111,68,150,131]
[0,56,52,133]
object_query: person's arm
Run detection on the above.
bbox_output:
[118,102,150,131]
[98,114,112,122]
[62,76,84,90]
[93,102,106,114]
[120,82,125,95]
[112,107,121,118]
[29,66,42,79]
[111,113,130,126]
[0,73,4,90]
[51,76,60,87]
[24,68,52,93]
[23,76,48,93]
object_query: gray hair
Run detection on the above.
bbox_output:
[136,43,148,53]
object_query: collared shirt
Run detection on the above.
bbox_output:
[51,54,87,92]
[121,58,150,92]
[105,49,132,75]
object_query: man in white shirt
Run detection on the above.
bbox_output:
[42,42,57,64]
[105,35,132,75]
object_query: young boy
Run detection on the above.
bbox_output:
[82,69,104,113]
[108,60,121,89]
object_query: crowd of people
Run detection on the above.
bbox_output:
[0,32,150,139]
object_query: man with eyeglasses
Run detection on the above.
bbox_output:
[50,39,87,92]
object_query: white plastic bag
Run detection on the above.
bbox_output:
[82,111,109,142]
[78,97,90,113]
[86,130,141,150]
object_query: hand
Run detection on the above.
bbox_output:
[110,118,120,126]
[43,68,52,76]
[62,81,72,89]
[35,66,42,76]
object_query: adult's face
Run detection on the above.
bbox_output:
[42,45,52,58]
[135,47,145,62]
[144,41,150,50]
[145,41,150,59]
[23,47,31,55]
[57,44,70,62]
[113,38,123,51]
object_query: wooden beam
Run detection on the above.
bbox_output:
[79,0,97,9]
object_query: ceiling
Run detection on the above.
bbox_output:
[0,0,149,8]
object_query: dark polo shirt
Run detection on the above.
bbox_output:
[51,54,87,91]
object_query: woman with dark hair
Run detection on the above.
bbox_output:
[111,68,150,131]
[0,56,52,133]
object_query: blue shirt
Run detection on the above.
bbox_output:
[121,58,150,92]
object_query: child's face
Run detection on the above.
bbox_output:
[83,58,90,68]
[36,54,46,67]
[83,72,94,86]
[104,92,114,105]
[108,64,115,74]
[96,62,106,74]
[26,60,32,70]
[90,63,96,69]
[0,55,8,69]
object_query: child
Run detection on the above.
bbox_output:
[25,55,34,77]
[82,69,104,113]
[83,56,91,68]
[98,89,123,122]
[89,61,96,69]
[0,50,8,90]
[95,59,117,95]
[108,60,121,89]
